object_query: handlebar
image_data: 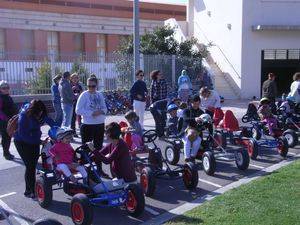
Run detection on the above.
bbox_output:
[142,130,158,143]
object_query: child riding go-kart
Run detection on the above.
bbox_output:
[36,127,145,225]
[241,100,289,158]
[119,121,199,197]
[163,113,250,176]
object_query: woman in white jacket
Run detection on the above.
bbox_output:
[76,77,107,150]
[289,72,300,104]
[199,86,221,117]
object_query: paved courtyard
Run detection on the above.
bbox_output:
[0,100,299,225]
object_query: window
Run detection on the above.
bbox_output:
[74,33,84,55]
[47,31,59,59]
[21,30,34,55]
[97,34,106,61]
[0,29,5,59]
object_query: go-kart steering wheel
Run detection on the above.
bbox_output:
[242,114,250,123]
[143,130,158,143]
[74,144,94,159]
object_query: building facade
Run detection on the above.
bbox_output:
[188,0,300,99]
[0,0,185,59]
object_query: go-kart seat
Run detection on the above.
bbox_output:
[218,110,240,132]
[213,108,224,126]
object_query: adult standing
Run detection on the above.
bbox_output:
[150,70,168,103]
[177,70,192,102]
[289,72,300,104]
[59,71,74,128]
[149,99,169,138]
[14,100,53,198]
[0,81,16,160]
[51,74,63,126]
[199,86,221,118]
[70,73,84,137]
[262,73,278,111]
[76,77,107,150]
[130,70,148,129]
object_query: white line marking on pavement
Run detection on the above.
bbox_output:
[0,199,30,225]
[289,152,296,156]
[0,192,16,199]
[198,179,222,188]
[249,164,265,169]
[145,206,160,216]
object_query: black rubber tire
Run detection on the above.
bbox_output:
[140,167,156,197]
[252,127,261,140]
[202,151,216,176]
[277,137,289,158]
[235,149,250,170]
[164,145,180,165]
[182,162,199,190]
[246,138,259,160]
[283,129,298,148]
[125,184,145,217]
[32,218,63,225]
[35,176,53,208]
[70,194,93,225]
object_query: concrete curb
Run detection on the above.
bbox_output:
[141,154,300,225]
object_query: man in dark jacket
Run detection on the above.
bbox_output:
[59,71,74,128]
[262,73,278,112]
[180,95,205,135]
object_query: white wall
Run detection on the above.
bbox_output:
[241,0,300,98]
[189,0,243,87]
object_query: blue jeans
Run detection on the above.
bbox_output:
[61,103,73,128]
[53,102,63,127]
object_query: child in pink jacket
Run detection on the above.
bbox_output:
[49,128,87,183]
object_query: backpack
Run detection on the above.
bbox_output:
[6,114,19,137]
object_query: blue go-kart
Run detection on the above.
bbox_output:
[242,115,289,159]
[35,144,145,225]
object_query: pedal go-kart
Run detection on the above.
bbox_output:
[275,106,300,148]
[132,130,199,197]
[35,144,145,225]
[242,115,289,158]
[163,114,250,176]
[213,110,260,160]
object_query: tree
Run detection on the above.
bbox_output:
[117,25,207,58]
[71,55,89,85]
[114,25,207,88]
[28,60,52,94]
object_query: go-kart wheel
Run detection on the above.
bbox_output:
[165,145,180,165]
[283,129,298,148]
[35,176,53,208]
[70,194,93,225]
[125,184,145,217]
[277,137,289,158]
[202,151,216,176]
[213,131,227,149]
[235,149,250,170]
[182,162,198,189]
[252,127,261,140]
[140,167,156,197]
[246,138,259,160]
[32,218,63,225]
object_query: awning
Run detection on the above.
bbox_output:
[252,25,300,31]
